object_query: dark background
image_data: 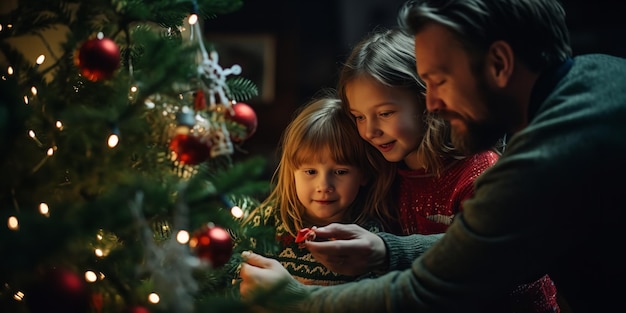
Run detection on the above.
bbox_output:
[206,0,626,177]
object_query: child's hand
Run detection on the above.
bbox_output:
[239,251,296,300]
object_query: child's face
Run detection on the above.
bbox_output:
[294,153,367,226]
[345,75,424,167]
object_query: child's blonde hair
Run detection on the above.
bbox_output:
[262,95,395,236]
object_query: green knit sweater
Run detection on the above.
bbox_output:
[244,205,382,286]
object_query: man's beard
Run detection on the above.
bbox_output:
[450,118,504,154]
[449,86,510,155]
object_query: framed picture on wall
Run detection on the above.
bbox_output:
[204,33,276,104]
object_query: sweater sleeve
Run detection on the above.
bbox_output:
[379,232,443,271]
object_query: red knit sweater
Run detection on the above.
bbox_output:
[396,151,499,235]
[396,150,559,313]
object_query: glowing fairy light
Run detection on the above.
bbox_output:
[188,14,198,25]
[97,32,104,39]
[107,133,119,148]
[231,205,243,218]
[176,230,190,244]
[130,85,138,93]
[39,203,50,216]
[28,130,43,147]
[95,248,104,257]
[144,99,155,109]
[7,66,13,75]
[35,54,45,65]
[85,271,98,283]
[148,293,160,304]
[56,120,63,130]
[7,216,19,230]
[13,291,24,301]
[23,95,28,105]
[31,86,37,95]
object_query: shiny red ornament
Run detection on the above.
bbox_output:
[295,227,316,243]
[226,102,258,142]
[75,37,121,81]
[169,133,212,165]
[26,268,91,313]
[189,224,233,267]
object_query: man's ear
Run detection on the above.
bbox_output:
[486,40,514,88]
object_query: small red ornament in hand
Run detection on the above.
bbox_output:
[75,37,121,81]
[226,102,258,142]
[295,227,317,248]
[189,224,233,267]
[295,227,316,243]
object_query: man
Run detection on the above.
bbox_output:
[239,1,626,312]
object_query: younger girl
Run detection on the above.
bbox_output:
[242,96,393,286]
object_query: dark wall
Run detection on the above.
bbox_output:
[564,0,626,57]
[207,0,626,177]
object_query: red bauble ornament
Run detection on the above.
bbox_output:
[189,224,233,267]
[75,37,121,81]
[26,268,91,313]
[169,133,212,165]
[226,102,258,142]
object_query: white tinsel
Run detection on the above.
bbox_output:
[129,189,199,313]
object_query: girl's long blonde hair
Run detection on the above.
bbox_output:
[261,95,396,236]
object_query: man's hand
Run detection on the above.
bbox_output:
[304,223,388,276]
[239,251,296,299]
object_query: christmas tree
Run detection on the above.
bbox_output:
[0,0,279,312]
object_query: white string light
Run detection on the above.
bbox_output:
[35,54,45,65]
[107,133,119,148]
[148,293,160,304]
[188,14,198,25]
[85,271,98,283]
[13,291,24,301]
[28,130,43,147]
[230,205,243,218]
[7,216,19,230]
[39,202,50,217]
[176,230,190,244]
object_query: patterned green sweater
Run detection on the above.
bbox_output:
[243,205,382,286]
